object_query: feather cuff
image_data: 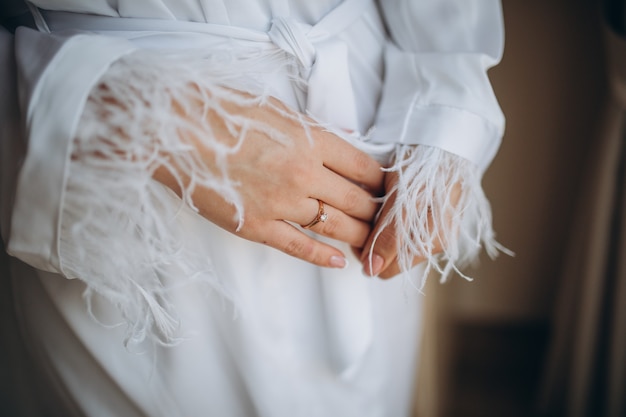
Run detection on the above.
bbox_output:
[59,49,295,346]
[371,144,510,288]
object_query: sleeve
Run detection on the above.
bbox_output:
[367,0,510,284]
[374,0,505,170]
[6,27,135,272]
[2,26,263,345]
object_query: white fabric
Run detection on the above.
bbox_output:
[371,1,505,172]
[9,28,135,272]
[0,0,505,416]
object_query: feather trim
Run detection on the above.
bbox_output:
[369,144,511,289]
[58,46,506,345]
[59,48,303,346]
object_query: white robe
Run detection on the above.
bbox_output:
[0,1,505,416]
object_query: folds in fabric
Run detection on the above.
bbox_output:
[3,0,509,346]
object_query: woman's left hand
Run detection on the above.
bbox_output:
[354,171,413,278]
[357,170,448,279]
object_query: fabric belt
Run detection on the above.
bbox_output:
[29,0,372,131]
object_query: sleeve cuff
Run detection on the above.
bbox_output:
[8,31,135,272]
[369,43,505,172]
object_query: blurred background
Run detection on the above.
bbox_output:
[413,0,626,416]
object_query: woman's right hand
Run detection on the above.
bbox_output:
[154,90,384,269]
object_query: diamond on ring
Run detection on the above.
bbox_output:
[302,200,327,229]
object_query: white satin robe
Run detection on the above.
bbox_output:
[0,1,504,416]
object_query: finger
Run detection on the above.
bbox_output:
[360,193,399,277]
[377,255,427,279]
[305,205,372,248]
[312,169,380,222]
[290,199,373,248]
[361,223,398,277]
[317,133,384,194]
[256,220,349,269]
[361,192,433,278]
[378,263,401,279]
[361,190,441,278]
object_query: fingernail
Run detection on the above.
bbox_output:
[330,256,349,269]
[364,254,384,276]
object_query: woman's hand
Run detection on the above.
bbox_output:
[155,90,384,269]
[358,170,460,279]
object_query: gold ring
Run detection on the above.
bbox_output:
[302,200,328,229]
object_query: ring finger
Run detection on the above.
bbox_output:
[292,198,372,248]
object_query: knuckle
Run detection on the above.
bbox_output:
[320,215,341,237]
[288,159,313,186]
[373,227,397,254]
[353,151,373,180]
[283,238,314,259]
[241,219,262,239]
[379,266,401,279]
[342,187,360,212]
[379,270,394,279]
